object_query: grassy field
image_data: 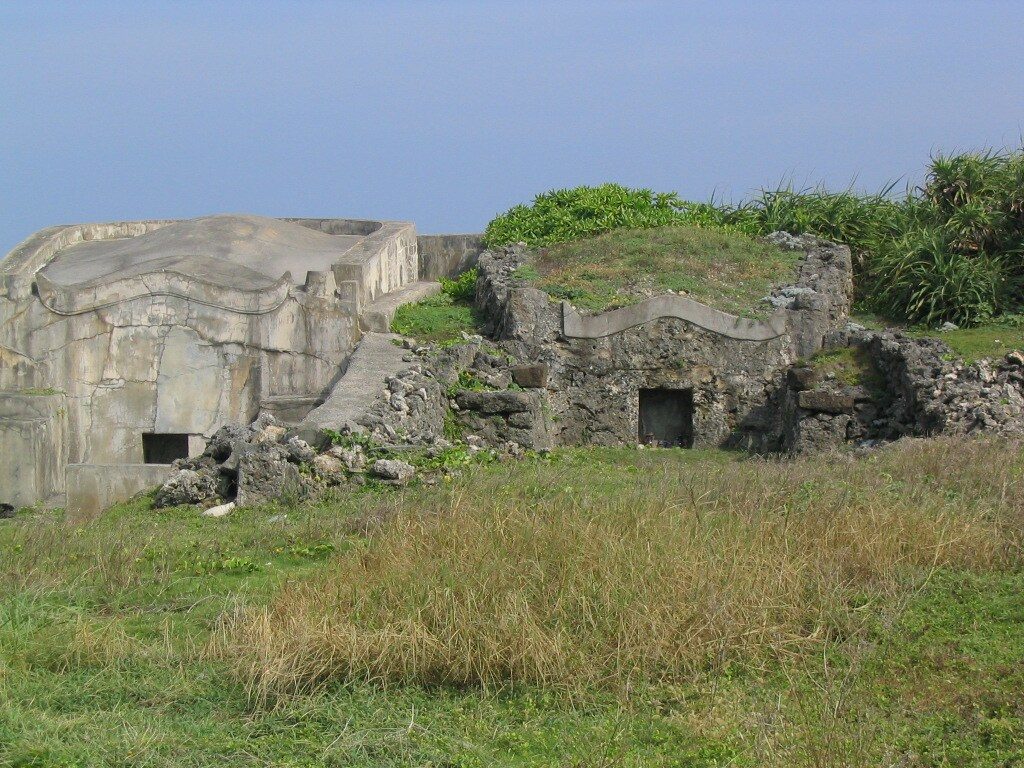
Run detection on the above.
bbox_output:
[849,311,1024,364]
[2,439,1023,766]
[516,225,799,315]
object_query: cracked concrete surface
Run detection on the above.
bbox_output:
[0,214,422,509]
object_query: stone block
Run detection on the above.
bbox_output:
[510,363,549,388]
[798,389,855,414]
[787,366,817,391]
[370,458,415,485]
[66,463,174,517]
[455,390,533,414]
[236,444,301,507]
[0,392,68,508]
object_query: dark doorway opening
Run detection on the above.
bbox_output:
[142,433,190,464]
[639,389,694,447]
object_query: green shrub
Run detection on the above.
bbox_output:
[484,148,1024,327]
[438,267,478,302]
[484,184,714,247]
[870,231,1008,327]
[720,151,1024,325]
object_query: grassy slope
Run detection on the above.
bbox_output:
[519,225,799,315]
[1,442,1022,767]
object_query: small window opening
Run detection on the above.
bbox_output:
[639,388,694,448]
[142,433,190,464]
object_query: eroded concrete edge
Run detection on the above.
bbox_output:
[561,296,787,341]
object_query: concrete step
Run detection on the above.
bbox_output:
[296,332,410,438]
[360,280,441,333]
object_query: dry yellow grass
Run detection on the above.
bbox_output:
[214,438,1022,702]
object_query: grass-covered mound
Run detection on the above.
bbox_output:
[516,225,799,315]
[2,439,1023,765]
[485,148,1024,328]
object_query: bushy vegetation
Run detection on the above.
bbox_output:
[2,439,1023,765]
[485,149,1024,328]
[517,225,798,314]
[390,267,482,343]
[482,183,707,247]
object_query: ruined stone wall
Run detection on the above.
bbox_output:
[779,330,1024,453]
[474,235,852,449]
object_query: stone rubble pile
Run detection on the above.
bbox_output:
[354,337,552,452]
[153,413,418,510]
[780,328,1024,452]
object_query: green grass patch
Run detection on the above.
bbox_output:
[390,294,482,343]
[911,320,1024,364]
[521,225,799,315]
[390,268,484,343]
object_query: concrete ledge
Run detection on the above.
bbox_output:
[561,297,787,341]
[66,463,174,517]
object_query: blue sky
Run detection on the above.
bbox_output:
[2,1,1023,252]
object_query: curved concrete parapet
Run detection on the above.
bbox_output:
[34,268,292,316]
[561,296,787,341]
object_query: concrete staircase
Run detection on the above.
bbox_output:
[295,278,443,437]
[297,331,410,437]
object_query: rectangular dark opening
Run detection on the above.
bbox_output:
[639,388,694,447]
[142,433,190,464]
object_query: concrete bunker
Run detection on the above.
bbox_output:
[639,388,694,447]
[0,213,421,512]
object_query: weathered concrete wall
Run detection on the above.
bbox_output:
[333,221,419,305]
[66,463,174,517]
[417,234,485,280]
[0,214,420,510]
[0,391,67,508]
[0,287,358,466]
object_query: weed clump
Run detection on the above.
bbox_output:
[391,268,483,343]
